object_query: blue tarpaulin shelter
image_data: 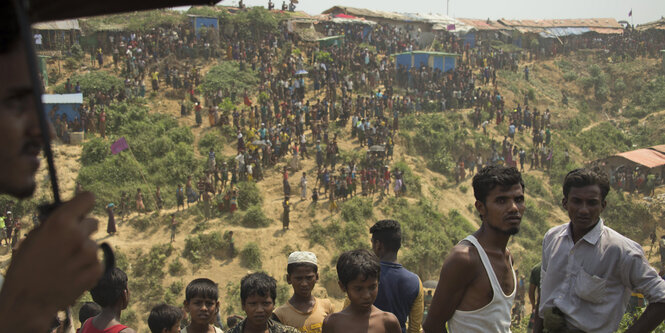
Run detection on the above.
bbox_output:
[189,15,219,36]
[393,51,459,72]
[42,93,83,123]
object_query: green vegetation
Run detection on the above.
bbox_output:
[199,61,260,98]
[182,232,228,265]
[54,71,123,97]
[577,122,631,159]
[603,191,655,244]
[391,198,475,279]
[240,242,263,269]
[77,102,199,211]
[80,9,185,33]
[236,181,263,210]
[241,205,272,228]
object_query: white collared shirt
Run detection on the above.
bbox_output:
[539,219,665,333]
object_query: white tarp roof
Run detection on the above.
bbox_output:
[42,93,83,104]
[33,19,81,31]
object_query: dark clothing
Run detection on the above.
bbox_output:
[226,318,299,333]
[374,261,421,333]
[106,207,116,234]
[530,263,541,288]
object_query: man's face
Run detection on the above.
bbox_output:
[0,43,42,198]
[563,185,606,232]
[242,294,274,328]
[476,183,525,235]
[287,266,318,298]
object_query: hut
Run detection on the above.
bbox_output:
[32,19,81,50]
[393,51,459,72]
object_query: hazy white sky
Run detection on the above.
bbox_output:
[221,0,664,25]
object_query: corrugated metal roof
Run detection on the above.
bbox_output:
[499,18,621,29]
[637,17,665,31]
[457,18,507,31]
[33,19,80,31]
[42,93,83,104]
[650,145,665,154]
[615,149,665,168]
[322,6,409,21]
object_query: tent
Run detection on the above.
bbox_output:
[317,35,345,47]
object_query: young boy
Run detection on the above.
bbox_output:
[227,272,300,333]
[182,278,223,333]
[80,267,136,333]
[148,303,183,333]
[322,249,401,333]
[273,252,334,332]
[77,302,101,333]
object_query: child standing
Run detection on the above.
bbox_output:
[273,252,334,332]
[80,267,136,333]
[322,250,400,333]
[227,273,300,333]
[181,278,223,333]
[148,303,183,333]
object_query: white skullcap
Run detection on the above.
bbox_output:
[288,251,318,266]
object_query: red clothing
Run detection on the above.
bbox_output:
[80,319,128,333]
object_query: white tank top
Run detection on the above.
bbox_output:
[448,235,516,333]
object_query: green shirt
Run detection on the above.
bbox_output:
[0,216,5,229]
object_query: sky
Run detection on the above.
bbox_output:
[218,0,665,25]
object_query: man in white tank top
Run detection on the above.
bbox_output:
[423,166,524,333]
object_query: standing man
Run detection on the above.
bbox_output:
[423,166,524,333]
[370,219,424,333]
[527,262,541,332]
[0,4,103,331]
[535,168,665,333]
[300,172,307,201]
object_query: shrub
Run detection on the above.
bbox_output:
[340,197,373,223]
[198,131,225,156]
[169,258,186,276]
[241,205,271,228]
[199,61,259,97]
[236,181,262,210]
[164,280,185,306]
[240,242,262,269]
[54,71,123,97]
[182,232,227,264]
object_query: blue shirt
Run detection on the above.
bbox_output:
[374,261,421,333]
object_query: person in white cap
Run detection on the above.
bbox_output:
[273,251,334,332]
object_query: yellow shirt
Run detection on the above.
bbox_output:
[273,298,334,333]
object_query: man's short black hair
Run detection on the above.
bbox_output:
[472,166,524,203]
[240,272,276,305]
[336,249,380,288]
[185,278,219,301]
[287,262,318,275]
[90,267,128,308]
[0,1,20,54]
[78,302,101,325]
[369,219,401,252]
[148,303,183,333]
[563,168,610,200]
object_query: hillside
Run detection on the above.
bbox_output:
[1,9,664,332]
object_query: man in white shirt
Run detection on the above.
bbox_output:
[33,32,42,49]
[535,168,665,333]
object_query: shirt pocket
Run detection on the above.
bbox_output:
[574,269,607,304]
